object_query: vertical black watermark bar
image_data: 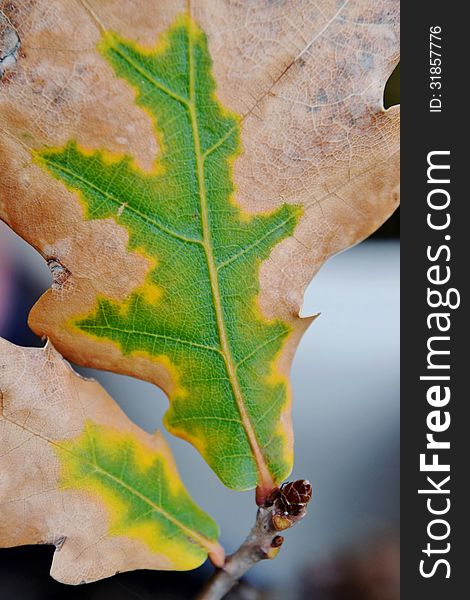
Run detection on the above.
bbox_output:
[401,2,466,598]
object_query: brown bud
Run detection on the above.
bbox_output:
[281,480,312,505]
[274,480,312,517]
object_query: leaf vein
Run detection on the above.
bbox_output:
[78,323,222,354]
[40,156,202,245]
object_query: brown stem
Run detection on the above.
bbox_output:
[196,480,312,600]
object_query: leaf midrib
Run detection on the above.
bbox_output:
[186,25,274,491]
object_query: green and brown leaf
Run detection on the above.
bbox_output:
[0,337,222,584]
[0,0,400,493]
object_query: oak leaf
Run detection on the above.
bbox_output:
[0,337,222,584]
[0,0,399,493]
